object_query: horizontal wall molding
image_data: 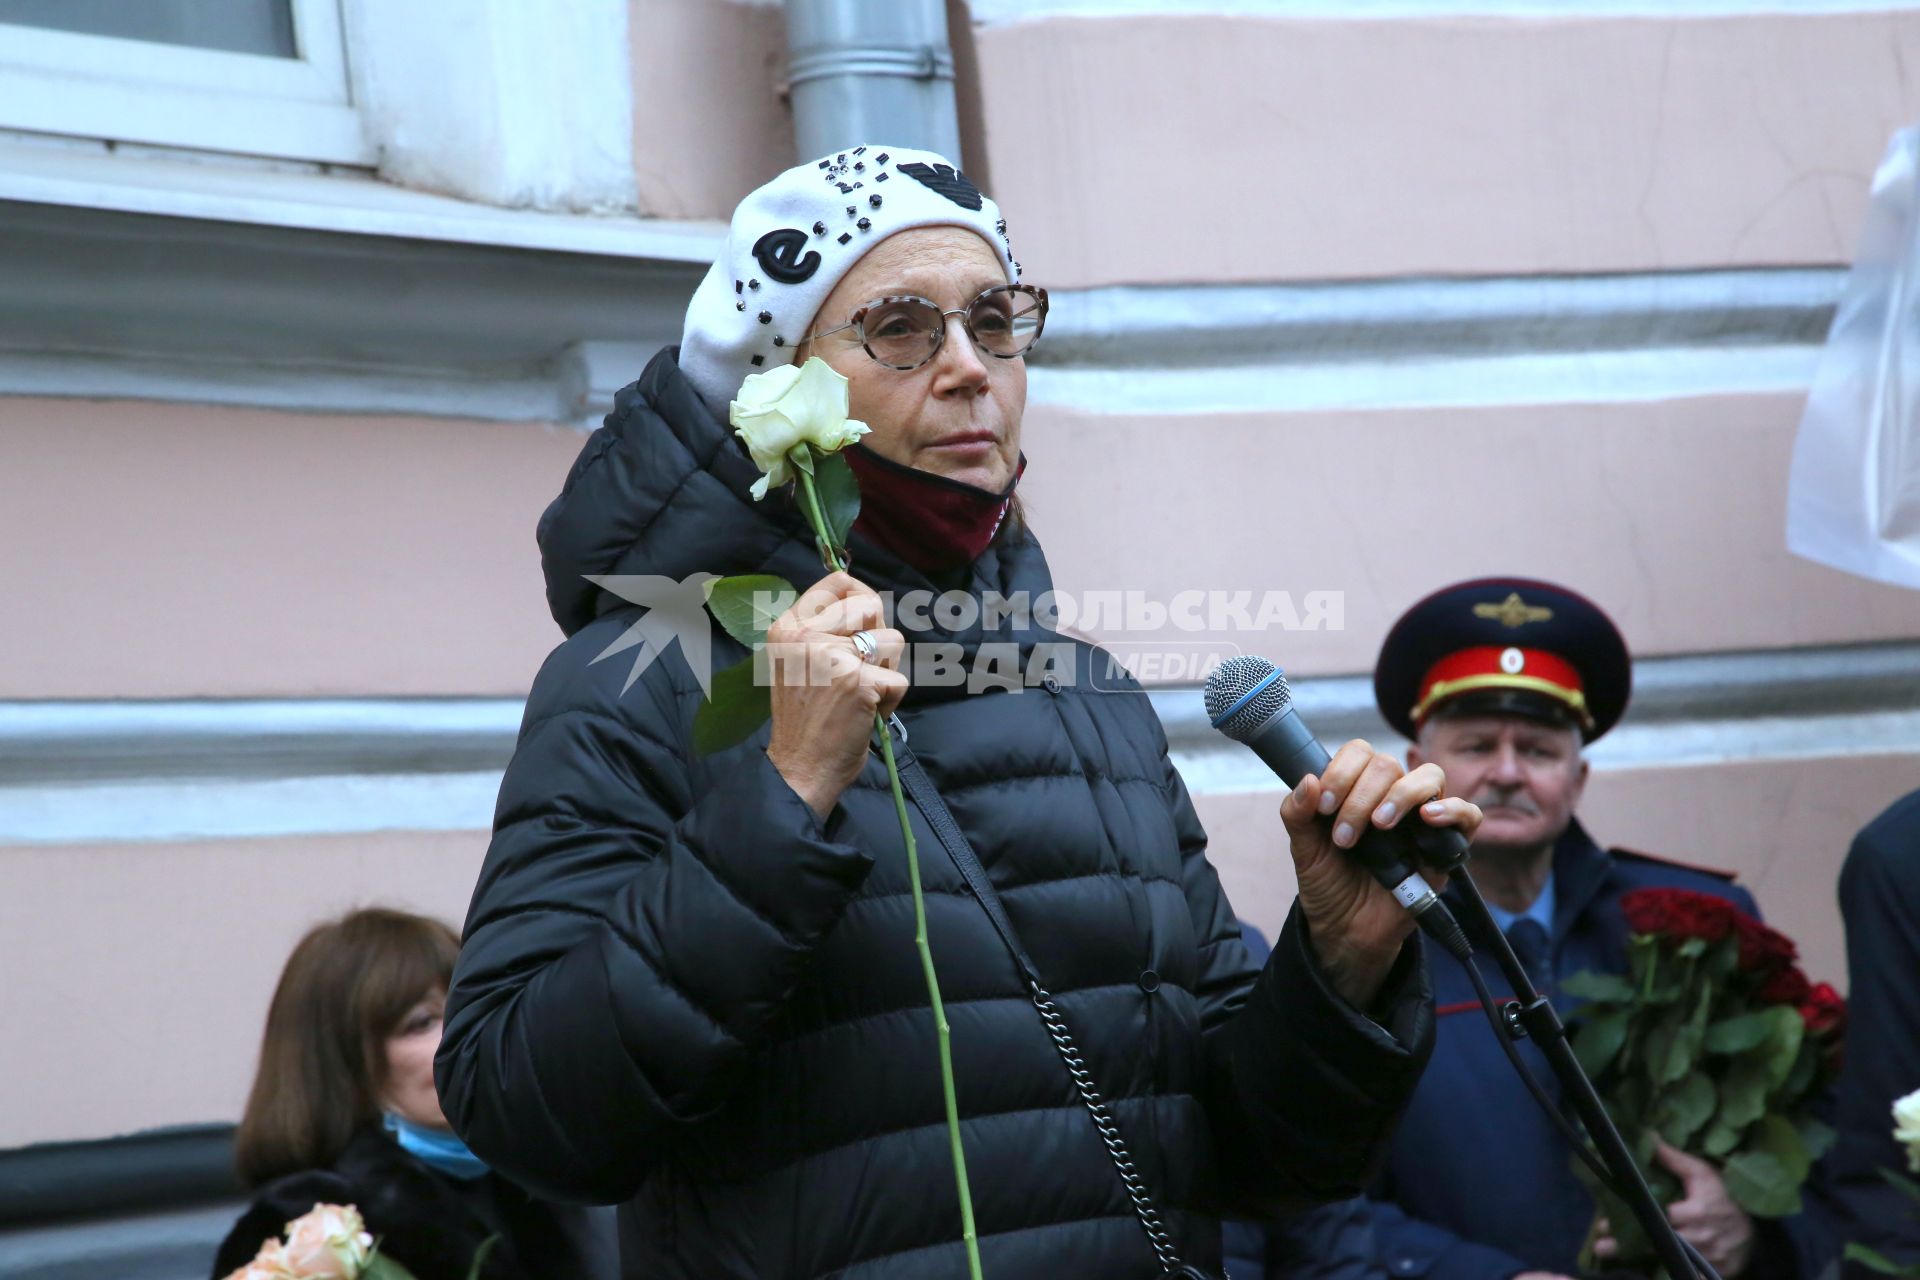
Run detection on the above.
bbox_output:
[0,131,1851,424]
[0,141,710,427]
[0,131,1850,423]
[1155,642,1920,796]
[0,699,524,785]
[2,642,1915,845]
[1,772,509,846]
[1025,269,1842,413]
[1033,271,1842,365]
[0,136,723,262]
[966,1,1920,23]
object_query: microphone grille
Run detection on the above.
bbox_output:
[1204,655,1293,741]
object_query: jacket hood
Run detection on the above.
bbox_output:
[537,349,1057,688]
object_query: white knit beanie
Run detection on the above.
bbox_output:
[679,144,1019,412]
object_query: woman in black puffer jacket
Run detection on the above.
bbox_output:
[435,146,1478,1280]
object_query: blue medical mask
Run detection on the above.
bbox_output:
[384,1112,490,1181]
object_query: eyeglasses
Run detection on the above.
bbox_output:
[800,284,1049,371]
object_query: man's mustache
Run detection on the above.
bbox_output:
[1470,789,1541,817]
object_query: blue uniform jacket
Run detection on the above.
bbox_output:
[1274,819,1834,1279]
[1827,788,1920,1275]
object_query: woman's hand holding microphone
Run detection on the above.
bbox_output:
[1280,743,1483,1009]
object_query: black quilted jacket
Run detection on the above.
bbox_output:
[436,348,1436,1280]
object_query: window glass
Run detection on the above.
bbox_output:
[0,0,296,59]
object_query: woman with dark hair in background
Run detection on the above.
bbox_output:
[212,907,615,1280]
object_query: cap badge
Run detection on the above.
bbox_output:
[898,161,984,210]
[1474,592,1554,629]
[752,228,821,284]
[1499,647,1526,674]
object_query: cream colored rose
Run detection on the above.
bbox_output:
[1894,1088,1920,1172]
[280,1203,374,1278]
[224,1236,296,1280]
[729,357,870,500]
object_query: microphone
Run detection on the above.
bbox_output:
[1204,655,1472,962]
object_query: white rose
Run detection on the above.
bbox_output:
[1894,1088,1920,1173]
[282,1202,374,1277]
[729,357,870,500]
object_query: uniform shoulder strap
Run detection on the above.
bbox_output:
[1609,846,1740,882]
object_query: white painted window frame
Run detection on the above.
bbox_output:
[0,0,638,215]
[0,0,372,166]
[0,0,654,427]
[343,0,639,213]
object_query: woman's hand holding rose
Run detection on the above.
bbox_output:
[765,571,907,819]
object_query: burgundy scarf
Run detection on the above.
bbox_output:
[842,445,1025,574]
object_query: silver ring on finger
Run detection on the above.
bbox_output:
[850,629,879,665]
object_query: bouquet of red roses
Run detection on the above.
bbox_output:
[1564,888,1845,1266]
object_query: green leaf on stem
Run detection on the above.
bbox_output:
[1632,1122,1661,1167]
[813,450,862,551]
[1658,1071,1717,1147]
[1759,1004,1807,1092]
[1782,1039,1820,1101]
[1723,1149,1803,1218]
[1593,1181,1651,1265]
[1617,1075,1654,1135]
[1705,1010,1777,1055]
[1702,1117,1746,1159]
[466,1235,500,1280]
[1563,970,1637,1003]
[693,655,772,754]
[1646,1006,1703,1085]
[1685,963,1717,1045]
[1632,939,1685,1005]
[1745,1113,1812,1184]
[1880,1166,1920,1205]
[1573,1006,1633,1076]
[1719,1055,1772,1132]
[1797,1115,1836,1162]
[788,444,815,476]
[1677,936,1708,959]
[705,574,797,649]
[363,1257,423,1280]
[1627,933,1657,978]
[1845,1243,1920,1276]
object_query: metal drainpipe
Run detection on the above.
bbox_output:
[784,0,963,166]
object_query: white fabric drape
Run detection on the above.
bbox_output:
[1787,126,1920,590]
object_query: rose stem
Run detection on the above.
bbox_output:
[795,455,984,1280]
[877,721,984,1279]
[795,463,847,574]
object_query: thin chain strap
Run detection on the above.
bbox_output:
[1027,979,1186,1275]
[888,734,1206,1278]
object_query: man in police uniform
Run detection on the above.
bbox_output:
[1274,577,1830,1280]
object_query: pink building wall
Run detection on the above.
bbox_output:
[1020,393,1920,672]
[1,1,1915,1147]
[0,399,579,700]
[0,832,486,1147]
[978,11,1920,287]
